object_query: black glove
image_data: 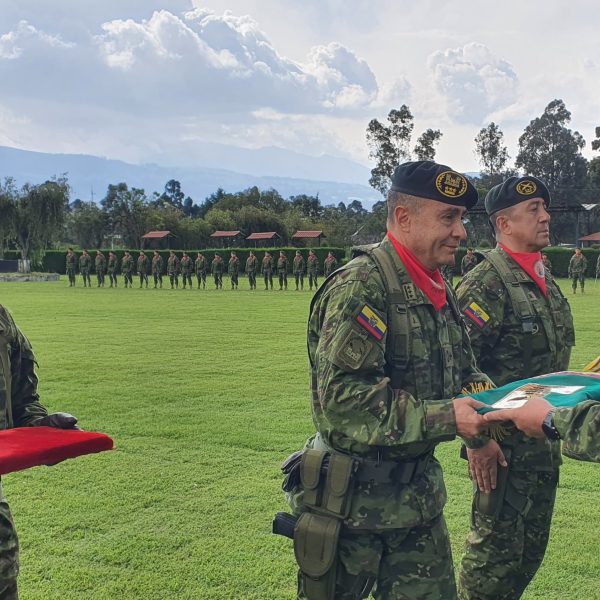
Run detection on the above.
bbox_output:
[32,412,80,430]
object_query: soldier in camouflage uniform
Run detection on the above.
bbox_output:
[65,248,77,287]
[277,251,288,290]
[180,252,193,289]
[137,251,149,288]
[211,254,223,289]
[107,252,118,287]
[245,251,257,290]
[0,304,80,598]
[456,176,575,600]
[95,251,106,287]
[151,251,163,288]
[307,249,318,290]
[568,247,587,294]
[486,396,600,463]
[596,253,600,280]
[167,251,180,289]
[461,248,477,276]
[283,161,490,600]
[323,251,338,277]
[195,252,207,289]
[121,251,134,288]
[262,252,274,290]
[293,250,305,291]
[228,252,240,289]
[78,250,92,287]
[541,253,552,275]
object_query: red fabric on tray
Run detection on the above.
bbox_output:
[0,426,114,475]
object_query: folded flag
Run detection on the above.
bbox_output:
[0,427,114,475]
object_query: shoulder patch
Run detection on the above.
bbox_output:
[463,302,490,328]
[356,304,386,340]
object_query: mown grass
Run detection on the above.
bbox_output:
[0,276,598,599]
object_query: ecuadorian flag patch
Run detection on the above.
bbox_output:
[356,305,386,340]
[464,302,490,328]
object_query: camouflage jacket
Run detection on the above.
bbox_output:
[0,305,48,430]
[557,401,600,463]
[457,246,575,467]
[261,257,273,274]
[228,258,239,275]
[461,254,477,275]
[211,259,223,275]
[596,255,600,276]
[151,256,163,273]
[195,257,206,274]
[65,254,76,272]
[297,237,491,530]
[323,256,338,276]
[79,254,91,271]
[180,257,193,275]
[569,254,587,275]
[95,254,105,271]
[245,256,256,274]
[307,255,318,274]
[276,257,287,273]
[293,256,305,274]
[167,256,179,275]
[121,255,133,273]
[107,256,118,273]
[137,256,149,274]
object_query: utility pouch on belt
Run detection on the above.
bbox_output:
[294,512,341,600]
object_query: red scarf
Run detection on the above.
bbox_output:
[387,232,447,311]
[499,243,547,297]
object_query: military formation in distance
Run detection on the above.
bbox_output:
[64,248,340,291]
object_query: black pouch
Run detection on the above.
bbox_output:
[281,450,304,492]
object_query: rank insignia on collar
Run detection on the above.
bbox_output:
[356,305,386,340]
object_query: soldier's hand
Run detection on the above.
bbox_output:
[453,397,487,439]
[484,396,551,439]
[33,412,81,430]
[466,440,507,494]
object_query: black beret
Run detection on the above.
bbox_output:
[484,176,551,216]
[390,160,478,209]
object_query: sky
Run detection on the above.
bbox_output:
[0,0,599,177]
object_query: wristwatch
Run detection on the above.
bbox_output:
[541,409,560,440]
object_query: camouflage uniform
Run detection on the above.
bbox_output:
[461,253,477,276]
[121,253,134,287]
[541,255,552,275]
[211,256,223,289]
[167,253,180,289]
[568,252,587,293]
[555,401,600,463]
[107,253,118,287]
[440,264,454,283]
[151,253,163,288]
[137,254,149,288]
[245,254,257,290]
[65,252,76,287]
[0,305,50,598]
[180,254,193,289]
[323,254,338,277]
[307,252,319,290]
[277,254,288,290]
[95,252,106,287]
[596,254,600,279]
[293,253,305,291]
[228,255,240,289]
[195,255,206,289]
[287,237,492,599]
[78,252,91,287]
[456,245,575,600]
[262,255,274,290]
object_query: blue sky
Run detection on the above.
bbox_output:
[0,0,598,175]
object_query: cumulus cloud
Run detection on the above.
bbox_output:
[427,43,518,124]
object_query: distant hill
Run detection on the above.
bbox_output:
[0,145,382,209]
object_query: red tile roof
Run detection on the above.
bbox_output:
[210,230,242,237]
[292,230,324,239]
[579,231,600,241]
[246,232,280,240]
[141,230,173,239]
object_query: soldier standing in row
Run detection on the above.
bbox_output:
[306,249,318,290]
[461,247,477,276]
[293,250,305,291]
[262,252,274,290]
[245,251,257,290]
[211,253,223,289]
[95,250,106,287]
[79,249,91,287]
[283,161,489,599]
[181,252,193,289]
[277,251,288,291]
[323,251,338,277]
[152,251,163,288]
[542,252,552,275]
[121,251,134,287]
[167,250,180,289]
[195,252,206,289]
[107,251,118,287]
[137,251,149,288]
[65,248,76,287]
[457,176,575,600]
[228,252,239,289]
[595,253,600,281]
[568,247,587,294]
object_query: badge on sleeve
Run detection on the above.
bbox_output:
[356,305,386,340]
[463,302,490,328]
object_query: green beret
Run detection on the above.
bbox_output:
[390,160,478,209]
[484,176,551,215]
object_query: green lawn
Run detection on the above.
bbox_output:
[0,277,598,599]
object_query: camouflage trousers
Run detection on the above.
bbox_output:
[308,273,318,290]
[458,468,558,600]
[182,274,192,288]
[0,484,19,600]
[196,273,206,288]
[278,272,287,290]
[80,271,91,287]
[571,273,585,291]
[294,273,304,290]
[263,273,273,289]
[298,515,456,600]
[247,273,256,289]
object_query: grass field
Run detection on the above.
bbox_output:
[0,276,598,599]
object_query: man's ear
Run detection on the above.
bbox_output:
[394,205,412,232]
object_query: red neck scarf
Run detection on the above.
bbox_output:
[387,232,447,311]
[499,243,547,297]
